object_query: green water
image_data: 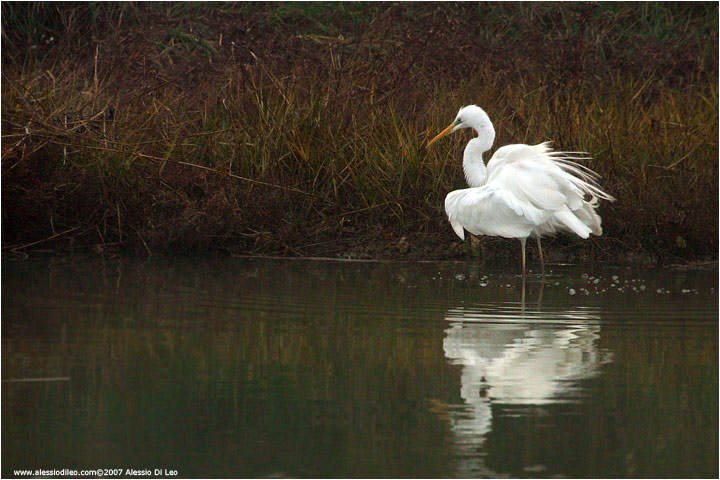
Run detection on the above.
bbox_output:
[2,257,717,478]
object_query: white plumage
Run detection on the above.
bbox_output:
[429,105,614,274]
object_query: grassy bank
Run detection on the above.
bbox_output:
[2,2,718,262]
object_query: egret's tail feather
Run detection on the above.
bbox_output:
[574,202,603,236]
[553,210,592,239]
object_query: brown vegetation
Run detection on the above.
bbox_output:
[2,3,717,262]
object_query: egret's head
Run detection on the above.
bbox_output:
[428,105,494,147]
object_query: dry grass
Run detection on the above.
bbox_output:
[2,2,717,261]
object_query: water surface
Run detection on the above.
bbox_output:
[3,257,717,478]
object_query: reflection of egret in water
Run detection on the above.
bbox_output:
[439,279,612,477]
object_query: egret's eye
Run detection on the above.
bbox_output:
[454,118,462,125]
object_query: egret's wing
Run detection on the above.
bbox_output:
[486,143,553,177]
[489,142,614,203]
[488,143,586,213]
[444,186,540,240]
[488,147,604,238]
[493,161,572,214]
[545,152,616,202]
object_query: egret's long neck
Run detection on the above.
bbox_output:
[463,128,494,187]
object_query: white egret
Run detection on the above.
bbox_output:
[429,105,614,275]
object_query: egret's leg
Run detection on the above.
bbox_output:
[536,236,545,275]
[538,269,546,305]
[520,237,527,276]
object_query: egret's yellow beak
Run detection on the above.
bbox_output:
[428,121,458,147]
